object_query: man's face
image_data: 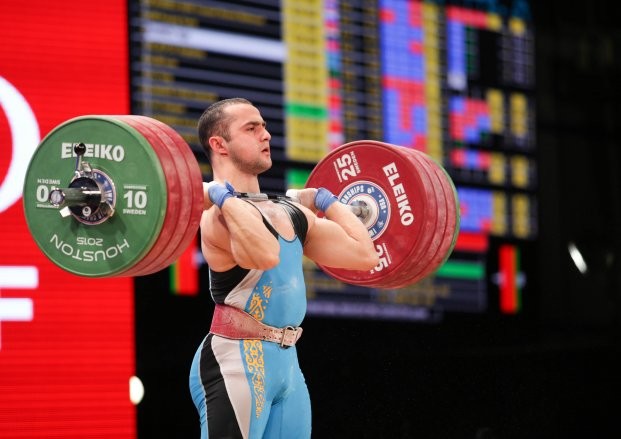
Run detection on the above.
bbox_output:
[224,103,272,175]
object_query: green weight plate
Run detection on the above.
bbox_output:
[23,116,168,277]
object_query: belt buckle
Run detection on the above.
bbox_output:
[280,326,296,348]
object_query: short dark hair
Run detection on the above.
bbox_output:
[197,97,253,161]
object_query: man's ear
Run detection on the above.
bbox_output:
[208,136,227,157]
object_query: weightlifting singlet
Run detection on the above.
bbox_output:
[189,201,311,439]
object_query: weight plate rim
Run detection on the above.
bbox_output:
[129,116,203,276]
[400,149,452,285]
[387,147,447,287]
[348,150,441,288]
[427,153,460,265]
[117,116,190,276]
[112,115,184,277]
[143,117,203,274]
[393,147,444,285]
[402,150,459,284]
[390,149,461,286]
[122,116,189,276]
[365,147,442,288]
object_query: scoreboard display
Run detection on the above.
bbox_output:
[130,0,535,321]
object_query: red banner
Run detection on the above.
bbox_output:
[0,2,135,437]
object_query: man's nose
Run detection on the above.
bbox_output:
[262,127,271,141]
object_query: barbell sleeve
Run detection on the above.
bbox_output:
[49,187,102,207]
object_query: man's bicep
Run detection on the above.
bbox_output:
[303,218,353,266]
[200,211,236,271]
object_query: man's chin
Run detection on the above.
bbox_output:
[252,160,272,175]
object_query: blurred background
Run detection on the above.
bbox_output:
[1,0,620,438]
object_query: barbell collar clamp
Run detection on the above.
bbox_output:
[71,142,98,180]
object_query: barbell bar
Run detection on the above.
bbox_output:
[46,159,372,228]
[23,115,460,287]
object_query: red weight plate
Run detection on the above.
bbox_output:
[120,116,194,276]
[415,151,460,275]
[433,156,460,263]
[139,118,202,274]
[396,148,449,286]
[373,145,441,288]
[123,116,202,276]
[144,116,203,273]
[112,116,183,277]
[380,147,445,288]
[115,117,184,276]
[305,140,435,288]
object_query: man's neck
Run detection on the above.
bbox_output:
[212,172,260,194]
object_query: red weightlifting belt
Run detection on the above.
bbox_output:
[210,304,303,348]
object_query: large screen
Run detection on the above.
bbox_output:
[0,2,136,437]
[130,0,535,322]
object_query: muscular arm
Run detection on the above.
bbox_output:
[297,189,379,271]
[201,185,280,271]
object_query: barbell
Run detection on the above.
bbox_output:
[23,115,460,288]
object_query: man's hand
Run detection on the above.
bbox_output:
[203,181,235,210]
[313,188,338,212]
[286,187,338,214]
[286,188,318,213]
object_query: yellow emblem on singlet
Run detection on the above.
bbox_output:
[244,281,272,418]
[243,340,266,418]
[248,282,272,321]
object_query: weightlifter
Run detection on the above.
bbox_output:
[189,97,378,438]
